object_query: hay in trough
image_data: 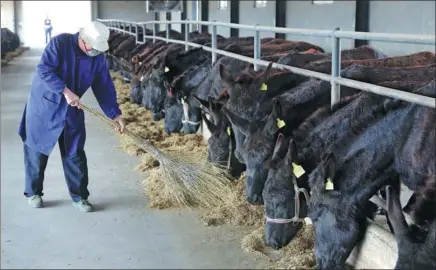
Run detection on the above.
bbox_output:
[240,223,317,269]
[113,77,130,104]
[199,169,317,269]
[1,60,9,67]
[241,226,266,253]
[201,173,265,227]
[89,71,235,209]
[267,224,317,269]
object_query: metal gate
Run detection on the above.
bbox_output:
[97,18,436,109]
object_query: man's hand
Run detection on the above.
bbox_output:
[63,87,81,108]
[113,115,125,133]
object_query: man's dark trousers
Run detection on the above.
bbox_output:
[23,131,90,202]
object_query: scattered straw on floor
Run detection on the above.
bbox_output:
[110,71,232,209]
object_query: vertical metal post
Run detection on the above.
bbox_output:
[142,25,146,43]
[152,23,156,43]
[331,27,341,108]
[254,25,260,71]
[185,20,190,51]
[166,23,170,43]
[135,24,138,43]
[211,21,217,64]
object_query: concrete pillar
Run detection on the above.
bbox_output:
[91,0,99,21]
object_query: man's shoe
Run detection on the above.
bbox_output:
[28,195,43,208]
[72,199,93,212]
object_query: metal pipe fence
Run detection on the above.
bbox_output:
[98,19,436,109]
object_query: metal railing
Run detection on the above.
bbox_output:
[98,19,436,109]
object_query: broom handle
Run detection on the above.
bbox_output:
[80,103,162,157]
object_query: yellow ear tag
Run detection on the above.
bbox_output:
[164,66,170,73]
[149,73,152,78]
[181,99,185,104]
[140,75,144,82]
[226,127,231,136]
[292,163,305,178]
[277,118,286,129]
[325,178,334,190]
[260,83,268,91]
[200,104,204,109]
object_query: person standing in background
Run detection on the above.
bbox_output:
[44,16,53,44]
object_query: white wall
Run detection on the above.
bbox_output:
[159,11,167,31]
[98,1,152,21]
[208,0,230,37]
[1,0,15,32]
[16,1,92,48]
[369,1,435,56]
[170,11,182,33]
[239,0,276,38]
[286,1,356,52]
[186,0,200,32]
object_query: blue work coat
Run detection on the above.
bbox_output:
[18,32,121,157]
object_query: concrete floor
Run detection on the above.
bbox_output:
[0,50,264,269]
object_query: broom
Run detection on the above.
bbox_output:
[80,103,234,209]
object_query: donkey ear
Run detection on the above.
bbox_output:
[321,152,336,182]
[246,62,255,72]
[272,99,283,118]
[386,185,409,238]
[264,134,288,170]
[216,89,229,103]
[264,158,279,170]
[272,133,286,160]
[201,114,216,134]
[221,106,251,136]
[287,139,298,162]
[261,62,274,82]
[193,95,210,112]
[263,99,284,135]
[208,97,214,110]
[153,55,162,69]
[219,64,235,84]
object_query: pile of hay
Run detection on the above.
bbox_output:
[241,224,317,269]
[201,173,265,227]
[110,71,233,209]
[201,172,317,269]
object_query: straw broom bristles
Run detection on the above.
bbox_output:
[81,103,234,209]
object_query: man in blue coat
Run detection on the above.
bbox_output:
[18,21,125,212]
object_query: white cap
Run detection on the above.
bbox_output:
[79,21,110,52]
